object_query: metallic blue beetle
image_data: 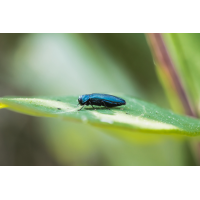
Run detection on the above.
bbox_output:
[77,93,126,111]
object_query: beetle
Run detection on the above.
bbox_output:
[77,93,126,111]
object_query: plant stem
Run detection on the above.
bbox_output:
[146,33,196,117]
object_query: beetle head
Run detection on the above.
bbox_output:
[78,96,83,105]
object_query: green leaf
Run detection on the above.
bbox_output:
[1,95,200,137]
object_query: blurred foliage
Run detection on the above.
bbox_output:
[163,34,200,116]
[0,33,199,165]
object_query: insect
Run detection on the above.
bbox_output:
[77,93,126,111]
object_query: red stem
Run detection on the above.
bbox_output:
[146,33,196,117]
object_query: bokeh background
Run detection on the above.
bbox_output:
[0,33,196,165]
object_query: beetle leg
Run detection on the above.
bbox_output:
[102,101,110,110]
[89,101,96,110]
[78,103,86,111]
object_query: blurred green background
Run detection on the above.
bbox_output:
[0,33,197,165]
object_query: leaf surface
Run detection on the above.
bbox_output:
[0,103,8,109]
[1,95,200,136]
